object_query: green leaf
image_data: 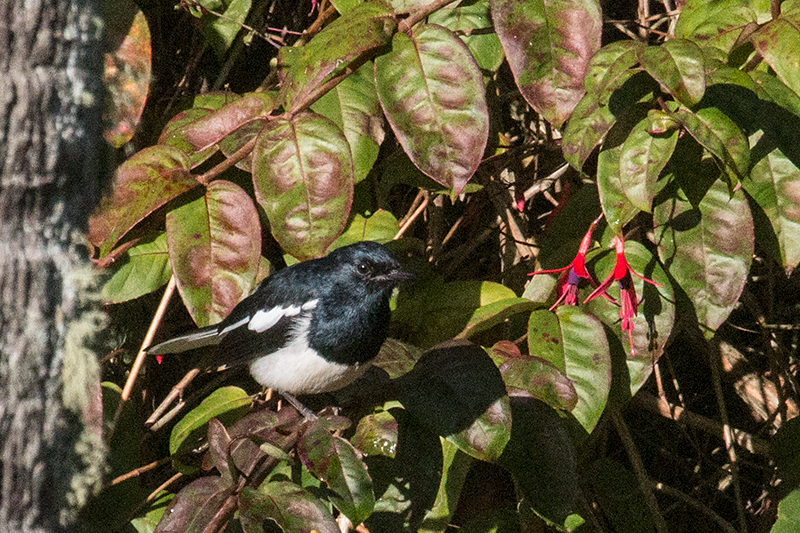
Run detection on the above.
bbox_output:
[773,490,800,533]
[298,420,375,525]
[742,132,800,273]
[618,115,679,212]
[654,178,754,333]
[418,440,474,533]
[672,105,750,187]
[352,408,399,457]
[429,0,505,72]
[130,491,173,533]
[330,209,399,250]
[596,106,646,233]
[252,111,354,260]
[311,62,384,184]
[195,0,252,58]
[179,92,274,152]
[169,386,251,457]
[528,307,611,432]
[372,338,424,379]
[239,482,340,533]
[394,279,516,348]
[158,107,218,168]
[456,298,541,340]
[751,12,800,96]
[562,71,657,171]
[153,477,232,533]
[167,180,261,326]
[583,240,676,395]
[375,24,488,195]
[639,39,706,107]
[584,40,644,97]
[675,0,764,53]
[489,341,578,412]
[491,0,602,128]
[399,340,512,462]
[89,145,197,258]
[101,232,172,303]
[279,1,396,112]
[498,398,580,525]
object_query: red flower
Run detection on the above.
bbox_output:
[529,215,610,310]
[584,236,660,355]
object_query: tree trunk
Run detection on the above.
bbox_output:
[0,0,105,529]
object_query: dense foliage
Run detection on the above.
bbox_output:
[87,0,800,531]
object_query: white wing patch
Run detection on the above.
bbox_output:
[248,307,286,332]
[247,299,320,333]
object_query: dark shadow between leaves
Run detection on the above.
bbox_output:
[395,339,508,437]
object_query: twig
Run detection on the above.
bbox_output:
[651,480,738,533]
[632,392,770,456]
[611,410,669,533]
[196,135,260,185]
[145,367,202,428]
[397,190,426,228]
[394,194,428,240]
[709,341,749,533]
[108,276,177,443]
[125,471,183,525]
[111,457,172,486]
[397,0,457,33]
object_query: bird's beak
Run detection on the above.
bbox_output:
[380,269,414,284]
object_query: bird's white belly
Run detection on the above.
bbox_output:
[248,342,370,394]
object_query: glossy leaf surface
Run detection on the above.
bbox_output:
[153,477,232,533]
[311,62,384,184]
[298,419,375,525]
[527,307,611,432]
[655,179,754,333]
[375,24,488,195]
[639,39,706,107]
[89,145,196,258]
[491,0,602,128]
[279,1,396,112]
[167,180,261,326]
[252,112,354,260]
[743,132,800,273]
[239,482,340,533]
[101,232,171,303]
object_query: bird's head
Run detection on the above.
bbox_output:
[327,241,412,294]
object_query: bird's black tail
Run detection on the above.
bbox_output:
[146,324,222,354]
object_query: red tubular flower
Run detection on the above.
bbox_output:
[584,236,660,355]
[529,214,610,310]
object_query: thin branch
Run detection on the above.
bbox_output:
[632,392,770,456]
[651,480,738,533]
[709,341,749,533]
[111,457,172,486]
[394,194,428,240]
[611,410,669,533]
[196,135,260,186]
[145,367,202,428]
[108,276,177,443]
[397,0,457,33]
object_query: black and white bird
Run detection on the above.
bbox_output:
[146,241,411,398]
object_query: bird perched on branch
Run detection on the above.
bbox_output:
[147,241,411,411]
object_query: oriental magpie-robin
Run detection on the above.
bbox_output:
[146,241,411,396]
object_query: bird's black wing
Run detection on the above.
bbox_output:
[206,267,321,370]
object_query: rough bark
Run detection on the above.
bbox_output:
[0,0,106,529]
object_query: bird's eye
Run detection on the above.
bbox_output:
[358,262,370,275]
